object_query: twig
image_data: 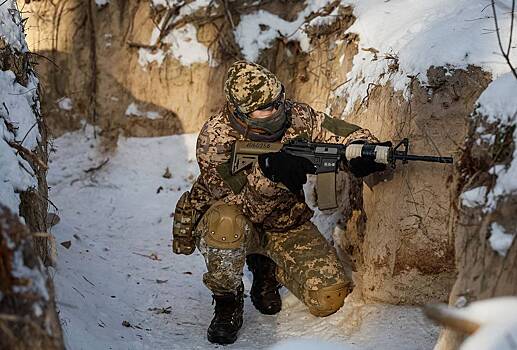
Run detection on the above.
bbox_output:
[6,140,48,171]
[491,0,517,79]
[423,304,480,335]
[132,252,162,261]
[72,286,85,298]
[19,121,37,146]
[29,51,59,68]
[221,0,235,29]
[126,41,159,50]
[358,82,379,110]
[82,275,96,287]
[507,0,515,56]
[84,158,109,173]
[2,102,9,116]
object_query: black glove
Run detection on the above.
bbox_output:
[258,151,316,194]
[347,141,392,178]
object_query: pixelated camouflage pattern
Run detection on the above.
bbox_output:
[224,61,283,114]
[190,100,378,232]
[264,221,351,308]
[195,203,350,307]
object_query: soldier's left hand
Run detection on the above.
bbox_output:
[258,151,316,194]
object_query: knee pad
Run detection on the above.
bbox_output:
[306,283,349,317]
[203,203,249,249]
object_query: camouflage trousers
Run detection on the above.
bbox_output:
[194,201,351,317]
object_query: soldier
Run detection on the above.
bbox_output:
[172,61,386,345]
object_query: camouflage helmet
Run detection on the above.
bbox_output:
[224,61,283,114]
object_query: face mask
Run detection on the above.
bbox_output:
[243,103,287,135]
[233,88,288,136]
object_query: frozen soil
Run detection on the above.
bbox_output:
[48,128,439,349]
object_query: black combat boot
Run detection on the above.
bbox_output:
[246,254,282,315]
[207,289,244,345]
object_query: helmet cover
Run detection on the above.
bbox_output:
[224,60,283,114]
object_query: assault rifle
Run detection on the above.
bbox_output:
[230,138,453,210]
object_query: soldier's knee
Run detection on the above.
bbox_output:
[202,203,249,249]
[306,283,349,317]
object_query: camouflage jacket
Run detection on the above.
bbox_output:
[190,100,376,232]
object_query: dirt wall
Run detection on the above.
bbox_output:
[20,0,235,142]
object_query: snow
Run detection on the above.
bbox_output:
[125,102,162,120]
[477,73,517,125]
[489,222,515,256]
[461,323,517,350]
[335,0,517,114]
[11,249,49,301]
[0,3,41,214]
[161,24,213,66]
[49,126,439,349]
[440,297,517,350]
[235,10,310,62]
[270,339,349,350]
[138,1,217,68]
[58,97,73,111]
[235,1,342,62]
[95,0,109,7]
[460,186,487,208]
[0,216,49,317]
[0,0,28,52]
[138,48,166,67]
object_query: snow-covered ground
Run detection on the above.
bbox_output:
[48,127,439,350]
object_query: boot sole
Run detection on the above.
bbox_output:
[250,295,282,315]
[207,332,238,345]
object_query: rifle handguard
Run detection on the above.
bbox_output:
[344,144,390,165]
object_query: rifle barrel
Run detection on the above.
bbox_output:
[394,153,453,163]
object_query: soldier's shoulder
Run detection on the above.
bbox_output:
[197,106,236,151]
[288,100,314,116]
[287,100,317,129]
[200,107,233,135]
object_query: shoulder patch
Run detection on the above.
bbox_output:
[216,161,248,194]
[321,114,361,138]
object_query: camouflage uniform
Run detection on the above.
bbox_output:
[190,100,376,317]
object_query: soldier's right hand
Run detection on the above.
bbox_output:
[258,151,315,194]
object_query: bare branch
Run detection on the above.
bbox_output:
[507,0,515,56]
[6,140,48,171]
[491,0,517,79]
